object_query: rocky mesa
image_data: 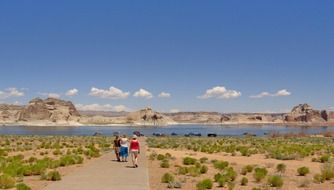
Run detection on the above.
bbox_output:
[1,98,81,125]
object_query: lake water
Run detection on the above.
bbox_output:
[0,124,333,136]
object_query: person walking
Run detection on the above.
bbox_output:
[119,135,129,162]
[113,135,121,162]
[129,135,140,168]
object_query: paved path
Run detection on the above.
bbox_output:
[43,138,149,190]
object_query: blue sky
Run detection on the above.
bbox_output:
[0,0,333,113]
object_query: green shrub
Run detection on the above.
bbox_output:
[320,163,334,180]
[200,157,208,164]
[161,173,174,183]
[224,167,237,182]
[59,155,77,166]
[227,182,235,190]
[240,147,250,156]
[214,173,222,182]
[3,161,25,177]
[0,174,15,189]
[28,157,37,163]
[157,154,165,161]
[196,179,213,190]
[217,177,226,187]
[160,160,170,168]
[320,154,331,163]
[29,162,47,175]
[276,163,286,173]
[16,183,31,190]
[313,173,325,184]
[268,175,283,187]
[45,170,61,181]
[187,166,201,177]
[241,165,254,175]
[178,167,188,175]
[53,149,62,155]
[213,161,229,171]
[241,177,248,186]
[195,162,201,168]
[0,149,8,156]
[297,167,310,176]
[200,165,208,174]
[253,167,268,182]
[165,153,172,159]
[240,167,248,175]
[183,157,197,165]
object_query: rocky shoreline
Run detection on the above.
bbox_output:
[1,98,333,127]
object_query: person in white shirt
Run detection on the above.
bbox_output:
[119,135,129,162]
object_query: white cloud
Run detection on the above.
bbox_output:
[76,104,129,112]
[198,86,241,99]
[158,92,171,98]
[66,88,79,96]
[39,92,61,99]
[13,101,21,105]
[170,109,180,113]
[47,93,61,99]
[89,86,129,99]
[275,89,291,96]
[0,88,25,99]
[250,89,291,98]
[133,88,153,99]
[113,105,128,112]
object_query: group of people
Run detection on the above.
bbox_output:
[113,134,140,168]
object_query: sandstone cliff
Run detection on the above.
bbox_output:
[165,112,223,123]
[18,98,80,123]
[284,104,328,123]
[0,104,24,123]
[126,107,175,125]
[329,111,334,121]
[166,112,284,124]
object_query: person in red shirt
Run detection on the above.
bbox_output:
[129,135,140,168]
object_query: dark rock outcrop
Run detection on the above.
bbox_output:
[284,104,327,123]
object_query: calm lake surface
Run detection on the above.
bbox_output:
[0,124,333,136]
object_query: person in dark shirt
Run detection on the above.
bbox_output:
[113,135,121,162]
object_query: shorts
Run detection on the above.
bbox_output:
[130,149,139,156]
[119,147,128,157]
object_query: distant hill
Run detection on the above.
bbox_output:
[79,110,128,117]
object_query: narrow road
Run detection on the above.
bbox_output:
[43,138,149,190]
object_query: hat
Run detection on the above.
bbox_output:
[132,135,137,139]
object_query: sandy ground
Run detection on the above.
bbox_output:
[23,163,87,190]
[147,148,334,190]
[11,149,98,190]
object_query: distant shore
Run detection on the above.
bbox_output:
[1,121,334,127]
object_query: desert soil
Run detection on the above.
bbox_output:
[147,148,334,190]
